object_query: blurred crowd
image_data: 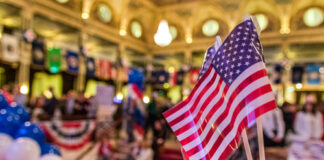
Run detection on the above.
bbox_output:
[261,96,324,148]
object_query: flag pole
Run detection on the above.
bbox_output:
[244,14,266,160]
[216,35,253,160]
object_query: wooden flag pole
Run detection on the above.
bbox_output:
[244,14,266,160]
[215,35,253,160]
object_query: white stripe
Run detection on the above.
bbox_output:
[179,62,264,150]
[166,69,216,122]
[171,75,220,131]
[212,92,275,159]
[182,82,226,150]
[186,76,269,157]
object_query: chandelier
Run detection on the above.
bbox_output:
[154,20,172,47]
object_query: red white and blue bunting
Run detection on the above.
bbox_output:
[39,120,96,150]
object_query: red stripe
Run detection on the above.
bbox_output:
[163,66,213,118]
[169,73,217,132]
[202,85,273,158]
[62,121,82,128]
[183,69,267,156]
[218,100,276,160]
[185,84,272,157]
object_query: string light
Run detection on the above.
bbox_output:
[143,96,150,104]
[81,12,89,19]
[20,85,28,95]
[296,83,303,89]
[116,92,123,100]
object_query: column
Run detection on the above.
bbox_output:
[76,29,87,92]
[18,5,33,92]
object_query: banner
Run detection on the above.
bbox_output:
[96,84,114,107]
[1,34,19,62]
[97,59,111,79]
[39,120,96,150]
[48,48,61,73]
[66,51,79,74]
[292,66,304,84]
[152,71,169,85]
[170,70,185,86]
[86,57,96,77]
[32,39,46,67]
[306,64,320,85]
[267,64,282,84]
[189,68,200,85]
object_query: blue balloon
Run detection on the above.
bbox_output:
[41,143,61,156]
[0,94,9,109]
[15,122,46,146]
[7,104,30,122]
[0,109,21,136]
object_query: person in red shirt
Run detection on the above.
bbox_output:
[2,84,13,105]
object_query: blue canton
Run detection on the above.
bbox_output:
[211,20,264,86]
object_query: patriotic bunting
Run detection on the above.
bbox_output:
[152,71,169,85]
[1,34,19,62]
[66,51,79,74]
[39,120,96,150]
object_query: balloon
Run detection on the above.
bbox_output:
[7,104,30,122]
[40,154,63,160]
[0,133,12,160]
[15,122,45,146]
[6,137,40,160]
[0,94,8,109]
[41,144,61,156]
[0,109,21,136]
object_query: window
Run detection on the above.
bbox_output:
[303,7,323,27]
[255,14,268,31]
[56,0,69,3]
[131,21,142,38]
[169,25,178,40]
[202,19,219,37]
[97,4,112,23]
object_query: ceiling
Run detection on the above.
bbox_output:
[150,0,200,6]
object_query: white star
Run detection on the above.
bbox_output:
[229,47,232,50]
[243,37,248,40]
[220,69,223,73]
[255,56,260,60]
[237,63,242,67]
[248,49,253,52]
[240,49,245,53]
[226,60,230,63]
[217,51,221,55]
[242,43,246,46]
[221,62,224,66]
[247,22,251,25]
[253,28,257,32]
[232,58,236,62]
[239,56,243,60]
[244,32,248,35]
[238,26,242,29]
[223,49,227,53]
[236,38,240,41]
[235,44,238,48]
[225,67,229,71]
[231,34,234,37]
[216,64,219,68]
[236,70,240,74]
[247,55,251,59]
[256,42,260,46]
[234,51,238,55]
[224,43,228,46]
[231,65,235,68]
[222,55,225,59]
[245,61,250,65]
[212,60,216,64]
[230,71,233,75]
[224,73,227,78]
[217,58,220,61]
[252,34,256,37]
[237,32,241,35]
[230,40,233,44]
[246,28,250,31]
[229,79,233,83]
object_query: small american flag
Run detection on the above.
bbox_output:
[163,19,277,160]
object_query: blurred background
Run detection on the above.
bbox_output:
[0,0,323,160]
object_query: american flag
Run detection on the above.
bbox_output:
[163,19,277,160]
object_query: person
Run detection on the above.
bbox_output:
[1,84,13,104]
[281,102,297,139]
[144,93,157,136]
[261,108,285,147]
[294,102,323,140]
[125,98,136,143]
[12,85,27,106]
[87,96,98,118]
[152,118,167,160]
[43,87,58,116]
[65,90,75,115]
[73,92,89,115]
[31,96,46,120]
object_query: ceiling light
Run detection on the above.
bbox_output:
[81,12,89,19]
[154,20,172,47]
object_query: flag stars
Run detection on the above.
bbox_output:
[226,60,230,64]
[234,51,238,55]
[244,32,248,35]
[248,49,253,52]
[229,79,233,83]
[246,55,251,59]
[236,70,240,74]
[230,40,233,44]
[236,38,240,41]
[229,71,233,76]
[235,44,238,48]
[237,62,241,67]
[224,73,227,78]
[232,58,236,62]
[239,56,243,60]
[229,47,232,50]
[240,49,244,53]
[243,37,247,40]
[241,43,246,46]
[245,61,250,65]
[255,56,260,60]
